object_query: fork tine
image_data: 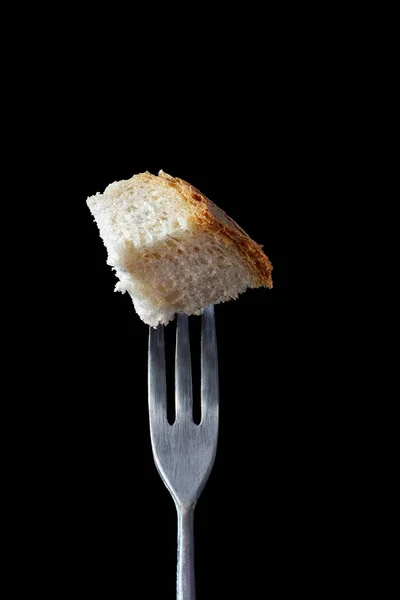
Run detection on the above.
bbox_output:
[148,325,167,425]
[175,313,193,421]
[201,305,219,422]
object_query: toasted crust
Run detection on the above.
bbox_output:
[152,170,273,288]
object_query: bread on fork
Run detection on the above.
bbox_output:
[87,170,272,327]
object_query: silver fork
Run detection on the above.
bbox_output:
[148,305,219,600]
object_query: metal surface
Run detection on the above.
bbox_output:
[148,306,219,600]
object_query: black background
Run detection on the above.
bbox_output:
[5,8,375,596]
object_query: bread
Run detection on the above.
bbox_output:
[87,170,272,327]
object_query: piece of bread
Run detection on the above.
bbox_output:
[87,170,272,327]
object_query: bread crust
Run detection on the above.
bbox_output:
[152,170,273,288]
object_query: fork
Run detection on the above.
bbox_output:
[148,305,219,600]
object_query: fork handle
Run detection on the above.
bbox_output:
[176,504,196,600]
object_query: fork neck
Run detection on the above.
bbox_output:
[176,503,196,600]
